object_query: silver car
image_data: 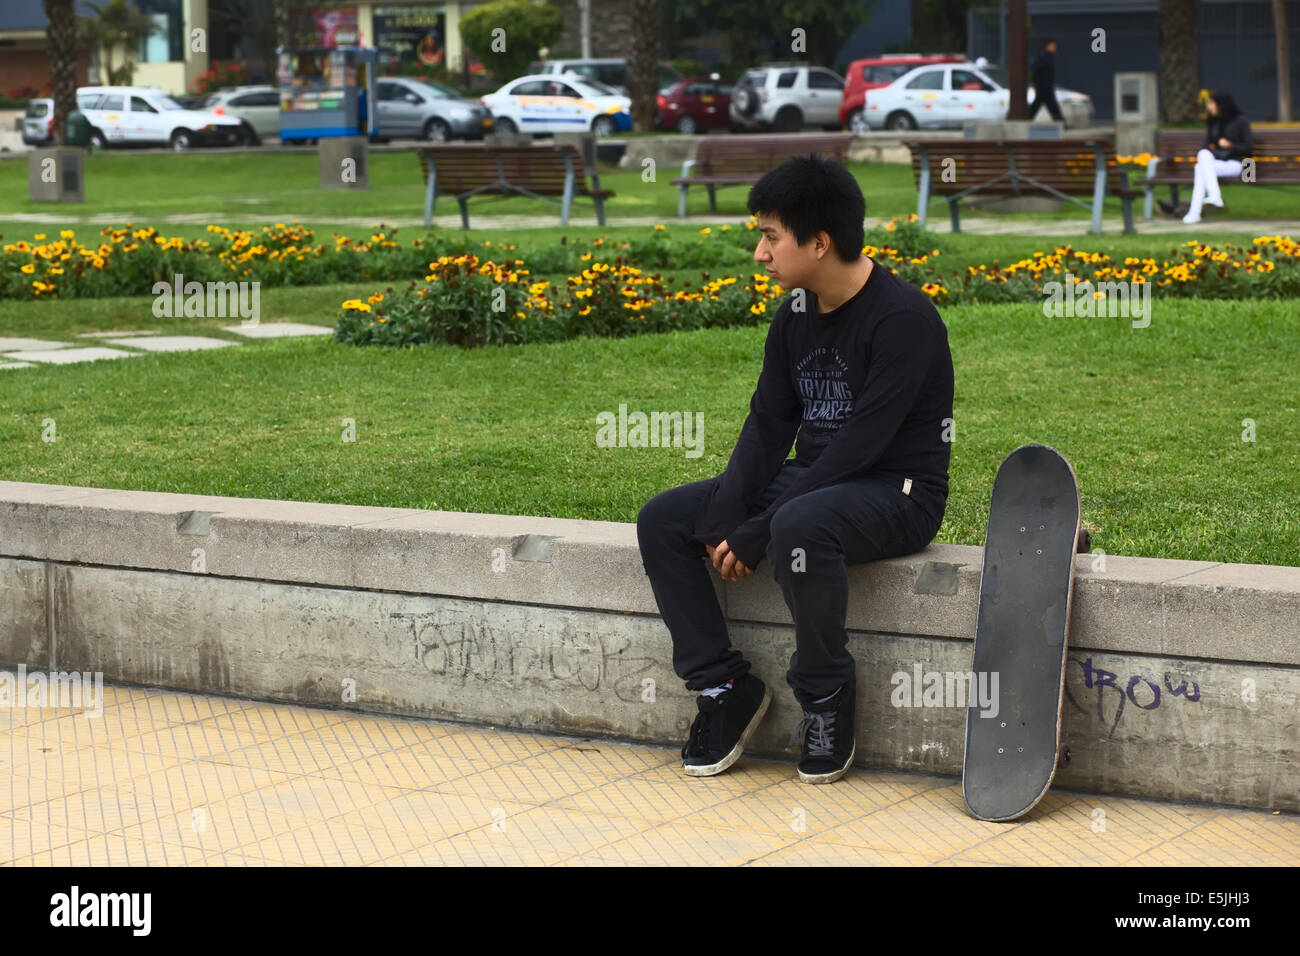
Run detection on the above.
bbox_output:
[729,64,846,133]
[203,85,280,144]
[374,77,493,142]
[23,98,56,146]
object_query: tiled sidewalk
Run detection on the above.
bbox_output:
[3,684,1296,866]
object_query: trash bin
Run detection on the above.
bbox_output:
[65,110,91,148]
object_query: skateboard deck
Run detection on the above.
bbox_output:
[963,443,1082,822]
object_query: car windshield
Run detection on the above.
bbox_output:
[153,95,185,110]
[574,76,618,96]
[978,66,1007,89]
[26,102,50,117]
[408,80,459,99]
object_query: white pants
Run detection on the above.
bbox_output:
[1186,148,1243,217]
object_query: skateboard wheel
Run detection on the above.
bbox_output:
[1076,529,1092,553]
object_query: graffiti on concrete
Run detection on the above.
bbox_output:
[389,609,659,703]
[1066,656,1201,738]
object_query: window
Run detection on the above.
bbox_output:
[78,94,102,110]
[685,83,709,96]
[951,70,993,93]
[905,70,944,91]
[551,82,581,98]
[808,70,843,90]
[777,71,797,88]
[867,65,910,84]
[129,96,158,113]
[136,0,183,63]
[98,94,125,110]
[511,81,549,96]
[26,101,51,118]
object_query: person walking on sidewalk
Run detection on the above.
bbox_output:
[1028,38,1063,122]
[636,155,954,785]
[1158,91,1253,224]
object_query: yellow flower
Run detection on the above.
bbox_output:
[60,230,74,239]
[654,224,666,231]
[367,293,384,305]
[20,264,34,274]
[578,305,591,316]
[699,227,711,235]
[341,299,371,311]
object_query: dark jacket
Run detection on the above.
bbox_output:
[1029,50,1055,92]
[1204,97,1253,160]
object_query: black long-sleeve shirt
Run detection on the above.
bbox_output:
[692,260,955,571]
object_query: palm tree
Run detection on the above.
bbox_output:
[44,0,78,147]
[1157,0,1200,123]
[79,0,159,87]
[626,0,661,132]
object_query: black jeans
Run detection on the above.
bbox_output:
[1029,89,1064,122]
[636,460,942,705]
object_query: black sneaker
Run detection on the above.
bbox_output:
[790,679,856,784]
[681,674,772,776]
[1157,199,1187,218]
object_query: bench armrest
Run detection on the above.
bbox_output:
[679,158,697,180]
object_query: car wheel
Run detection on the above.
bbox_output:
[675,114,698,135]
[235,124,255,147]
[885,111,918,131]
[423,118,451,142]
[494,117,517,134]
[591,115,615,136]
[88,128,107,149]
[734,86,758,116]
[848,109,870,133]
[170,129,194,151]
[773,107,803,133]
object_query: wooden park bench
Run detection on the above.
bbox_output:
[415,142,615,228]
[905,138,1144,234]
[1140,129,1300,219]
[671,132,855,217]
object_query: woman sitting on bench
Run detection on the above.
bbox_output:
[1159,91,1253,225]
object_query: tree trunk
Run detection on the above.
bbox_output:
[1274,0,1292,122]
[627,0,661,132]
[44,0,78,146]
[1158,0,1201,123]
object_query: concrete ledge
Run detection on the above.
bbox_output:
[2,480,1297,811]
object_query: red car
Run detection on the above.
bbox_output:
[656,76,733,134]
[840,54,964,131]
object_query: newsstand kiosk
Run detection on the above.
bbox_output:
[278,46,378,188]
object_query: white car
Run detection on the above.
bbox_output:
[860,63,1091,131]
[480,74,631,137]
[76,85,244,150]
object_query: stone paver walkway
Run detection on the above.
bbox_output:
[3,683,1296,866]
[0,323,331,371]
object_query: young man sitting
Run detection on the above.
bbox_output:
[636,154,955,784]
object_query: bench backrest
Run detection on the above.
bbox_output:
[1155,129,1300,179]
[694,132,854,176]
[907,139,1116,194]
[416,144,584,195]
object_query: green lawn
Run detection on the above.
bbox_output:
[1,287,1295,567]
[3,147,1293,235]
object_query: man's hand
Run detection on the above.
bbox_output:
[1218,136,1232,148]
[706,540,755,582]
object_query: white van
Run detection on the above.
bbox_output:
[76,86,244,150]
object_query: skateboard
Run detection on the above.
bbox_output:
[962,443,1087,822]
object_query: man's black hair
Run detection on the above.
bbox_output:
[746,153,865,263]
